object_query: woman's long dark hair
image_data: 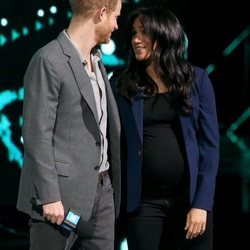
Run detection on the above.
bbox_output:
[117,7,194,114]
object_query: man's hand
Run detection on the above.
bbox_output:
[42,201,65,225]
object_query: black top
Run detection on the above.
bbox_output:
[142,92,188,198]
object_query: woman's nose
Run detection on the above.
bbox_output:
[133,35,141,43]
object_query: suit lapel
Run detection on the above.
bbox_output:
[68,58,99,124]
[57,31,99,125]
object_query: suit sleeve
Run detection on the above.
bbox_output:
[22,53,61,205]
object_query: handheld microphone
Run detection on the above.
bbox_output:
[30,198,94,238]
[61,209,95,238]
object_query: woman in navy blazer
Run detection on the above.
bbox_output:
[112,6,219,250]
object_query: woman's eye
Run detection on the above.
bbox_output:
[131,31,136,36]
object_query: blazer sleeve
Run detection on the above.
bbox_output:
[192,69,220,210]
[22,52,61,205]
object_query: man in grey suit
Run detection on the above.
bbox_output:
[17,0,122,249]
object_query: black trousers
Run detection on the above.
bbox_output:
[126,194,213,250]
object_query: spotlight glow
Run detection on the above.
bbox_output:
[50,6,57,14]
[37,9,45,17]
[1,18,8,27]
[101,39,116,55]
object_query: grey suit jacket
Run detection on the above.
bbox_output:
[17,31,121,221]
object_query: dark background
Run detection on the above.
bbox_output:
[0,0,249,249]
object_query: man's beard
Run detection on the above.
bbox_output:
[95,26,111,45]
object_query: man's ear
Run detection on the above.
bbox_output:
[96,7,107,21]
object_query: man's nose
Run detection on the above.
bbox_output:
[114,22,118,31]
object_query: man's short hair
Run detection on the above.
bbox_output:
[70,0,118,17]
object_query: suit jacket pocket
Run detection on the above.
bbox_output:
[55,161,70,177]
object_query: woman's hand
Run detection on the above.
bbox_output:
[184,208,207,239]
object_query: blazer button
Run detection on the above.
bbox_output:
[138,150,142,156]
[94,166,100,171]
[96,141,101,146]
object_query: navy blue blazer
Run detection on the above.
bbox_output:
[111,67,219,213]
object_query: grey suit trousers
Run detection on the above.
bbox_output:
[29,174,115,250]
